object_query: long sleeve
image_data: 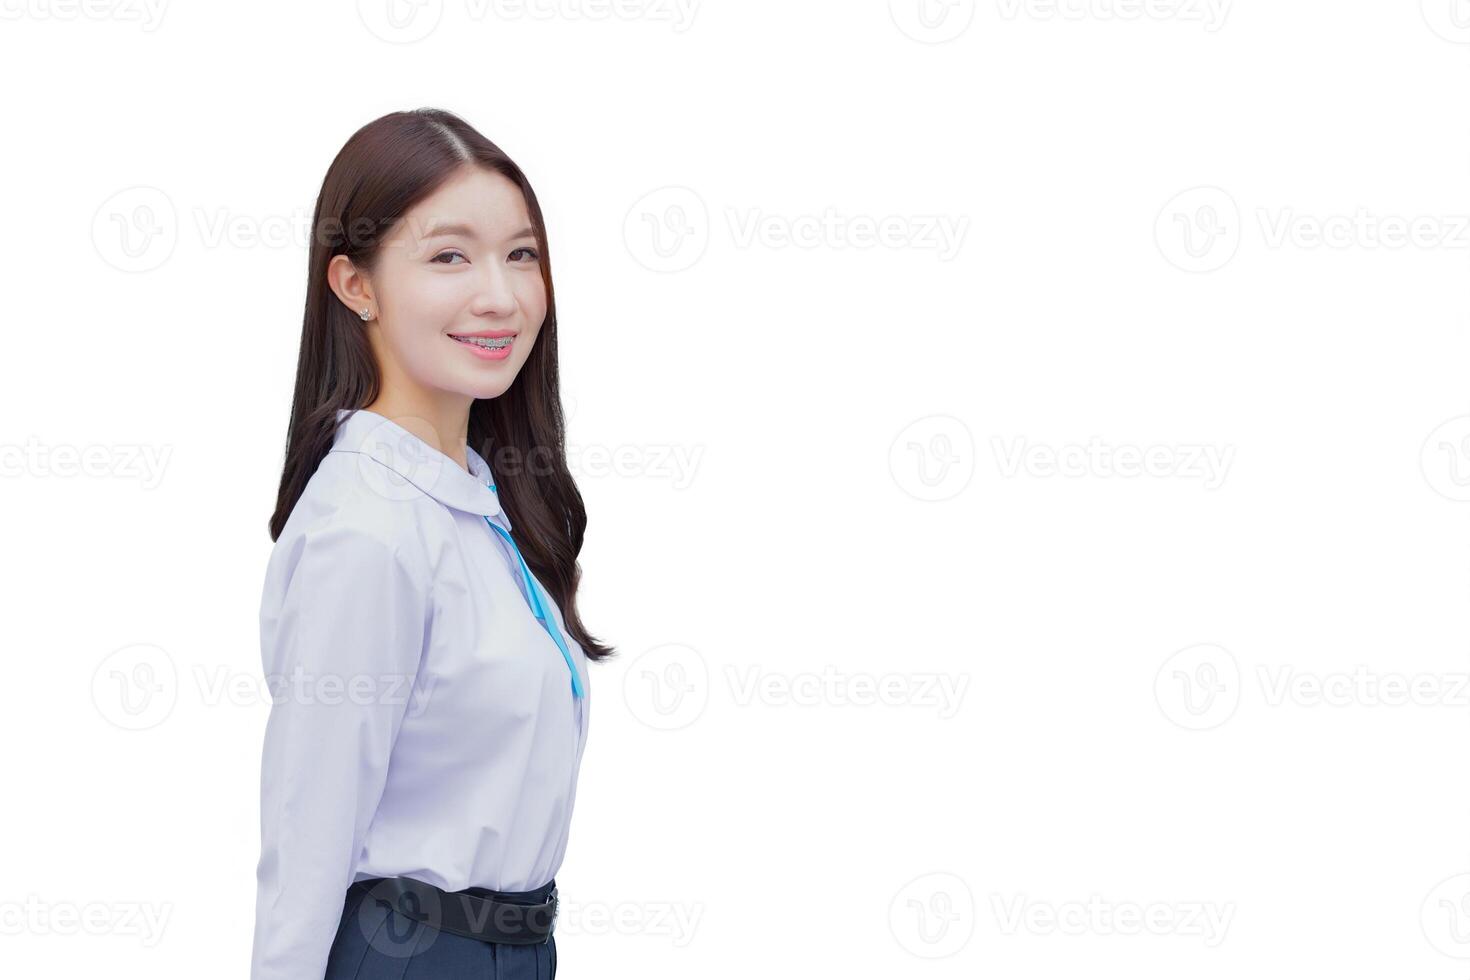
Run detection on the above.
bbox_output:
[250,522,432,980]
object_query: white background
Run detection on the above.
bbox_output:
[0,1,1465,977]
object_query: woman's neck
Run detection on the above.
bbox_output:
[362,393,474,474]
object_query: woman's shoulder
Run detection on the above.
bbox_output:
[256,455,444,670]
[269,451,452,581]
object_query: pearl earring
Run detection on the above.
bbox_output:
[359,308,373,321]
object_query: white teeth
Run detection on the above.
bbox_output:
[453,335,512,349]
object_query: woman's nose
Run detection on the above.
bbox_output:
[469,268,517,317]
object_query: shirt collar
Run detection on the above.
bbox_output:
[328,407,504,520]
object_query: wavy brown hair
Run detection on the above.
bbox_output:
[267,107,614,663]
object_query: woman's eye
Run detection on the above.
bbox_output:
[510,247,539,262]
[432,250,467,265]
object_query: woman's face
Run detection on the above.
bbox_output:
[359,166,547,403]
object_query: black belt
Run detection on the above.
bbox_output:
[365,875,559,945]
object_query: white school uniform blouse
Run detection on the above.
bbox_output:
[250,407,592,980]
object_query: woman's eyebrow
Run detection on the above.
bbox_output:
[422,221,478,240]
[420,221,537,243]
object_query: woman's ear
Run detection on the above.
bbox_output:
[327,254,376,320]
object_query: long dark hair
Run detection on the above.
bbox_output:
[268,107,614,663]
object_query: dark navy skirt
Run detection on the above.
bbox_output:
[323,876,558,979]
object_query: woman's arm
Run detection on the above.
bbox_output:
[249,521,431,980]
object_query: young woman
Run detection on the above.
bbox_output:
[250,108,611,980]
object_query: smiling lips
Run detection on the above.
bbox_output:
[449,331,515,360]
